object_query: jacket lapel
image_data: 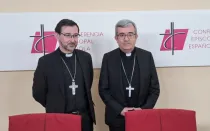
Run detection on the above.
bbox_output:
[135,48,144,98]
[74,50,89,91]
[53,49,65,97]
[112,49,125,99]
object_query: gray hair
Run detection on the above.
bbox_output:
[115,19,137,36]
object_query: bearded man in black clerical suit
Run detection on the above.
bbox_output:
[32,19,95,131]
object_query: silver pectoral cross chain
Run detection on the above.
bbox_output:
[61,55,78,95]
[121,54,136,97]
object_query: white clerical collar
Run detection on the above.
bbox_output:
[126,53,132,57]
[65,53,73,57]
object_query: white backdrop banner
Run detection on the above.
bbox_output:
[1,10,210,71]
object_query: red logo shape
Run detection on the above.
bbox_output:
[160,29,188,51]
[31,31,57,53]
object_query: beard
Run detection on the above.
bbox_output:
[61,42,77,53]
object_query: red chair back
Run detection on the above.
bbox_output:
[125,109,197,131]
[9,113,82,131]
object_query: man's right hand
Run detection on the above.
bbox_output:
[120,107,134,116]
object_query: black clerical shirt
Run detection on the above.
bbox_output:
[120,48,140,107]
[58,48,88,113]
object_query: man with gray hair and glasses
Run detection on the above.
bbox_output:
[98,19,160,131]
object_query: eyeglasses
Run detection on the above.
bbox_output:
[117,32,136,39]
[60,33,80,39]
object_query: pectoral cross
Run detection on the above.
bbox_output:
[126,85,134,97]
[69,81,78,95]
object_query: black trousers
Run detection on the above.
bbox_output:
[108,117,125,131]
[81,112,93,131]
[109,125,125,131]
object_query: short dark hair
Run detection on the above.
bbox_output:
[54,19,80,34]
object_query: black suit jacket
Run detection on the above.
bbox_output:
[32,48,96,124]
[98,47,160,126]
